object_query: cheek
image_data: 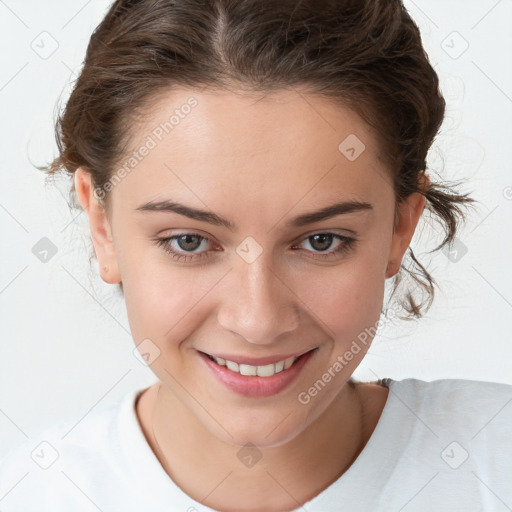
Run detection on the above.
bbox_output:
[294,253,386,340]
[118,224,389,351]
[113,226,217,343]
[120,255,215,348]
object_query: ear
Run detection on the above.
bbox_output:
[385,178,428,279]
[74,167,121,284]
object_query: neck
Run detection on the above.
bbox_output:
[137,378,367,512]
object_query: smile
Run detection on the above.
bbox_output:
[205,353,300,377]
[198,348,318,398]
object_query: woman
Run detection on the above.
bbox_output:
[1,0,510,510]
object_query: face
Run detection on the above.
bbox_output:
[76,88,425,448]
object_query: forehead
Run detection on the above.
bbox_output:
[134,86,378,153]
[112,87,392,210]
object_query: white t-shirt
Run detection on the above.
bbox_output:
[1,378,511,511]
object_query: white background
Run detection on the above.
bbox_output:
[1,0,511,460]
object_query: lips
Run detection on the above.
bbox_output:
[198,347,318,397]
[199,348,315,367]
[204,351,312,378]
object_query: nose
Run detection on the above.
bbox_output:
[217,255,301,345]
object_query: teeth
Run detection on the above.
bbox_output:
[225,360,239,372]
[283,356,295,370]
[210,354,299,377]
[256,364,275,377]
[239,364,257,376]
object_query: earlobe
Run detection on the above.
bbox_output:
[74,168,121,284]
[385,260,399,279]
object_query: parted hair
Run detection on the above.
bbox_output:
[39,0,473,319]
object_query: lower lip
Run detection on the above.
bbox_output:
[197,349,317,398]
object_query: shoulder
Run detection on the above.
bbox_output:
[371,378,512,508]
[0,387,142,509]
[382,377,512,454]
[387,376,512,396]
[387,377,512,415]
[359,377,512,446]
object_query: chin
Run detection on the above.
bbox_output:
[208,413,308,450]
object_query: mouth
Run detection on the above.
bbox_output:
[199,347,318,378]
[198,347,318,397]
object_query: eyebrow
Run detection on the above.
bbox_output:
[135,199,373,230]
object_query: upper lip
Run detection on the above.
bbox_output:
[199,347,317,366]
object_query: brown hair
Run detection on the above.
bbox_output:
[38,0,473,319]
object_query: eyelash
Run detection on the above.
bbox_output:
[153,231,357,263]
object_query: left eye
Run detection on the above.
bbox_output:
[154,233,213,262]
[154,232,356,262]
[296,233,347,253]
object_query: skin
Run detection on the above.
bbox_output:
[75,87,426,512]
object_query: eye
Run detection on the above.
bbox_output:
[153,231,356,263]
[153,233,216,262]
[292,233,356,260]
